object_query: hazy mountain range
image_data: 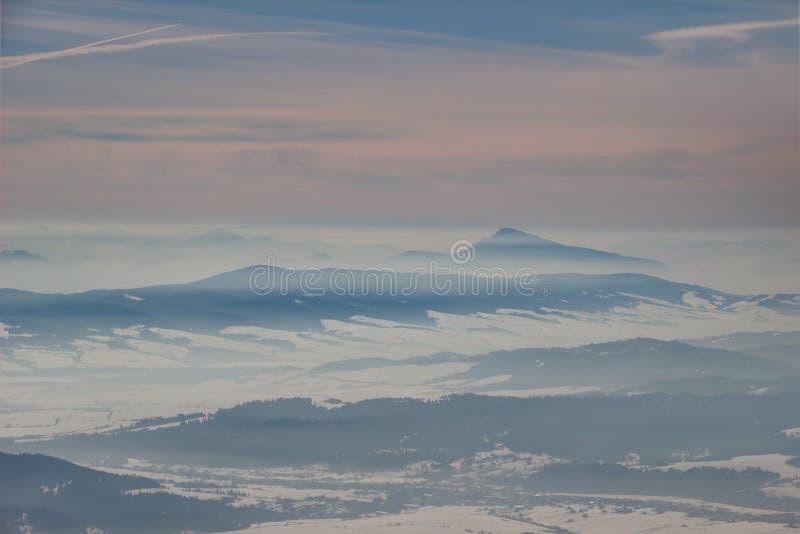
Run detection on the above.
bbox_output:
[312,337,797,394]
[2,265,795,342]
[1,241,799,532]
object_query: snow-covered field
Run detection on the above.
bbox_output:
[3,288,800,439]
[70,446,799,533]
[219,504,796,533]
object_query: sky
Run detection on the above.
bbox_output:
[1,0,798,229]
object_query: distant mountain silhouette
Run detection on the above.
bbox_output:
[474,228,663,267]
[389,228,663,271]
[0,249,47,262]
[190,228,245,242]
[481,227,560,246]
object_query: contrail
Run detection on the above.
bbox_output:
[1,23,182,68]
[0,23,325,69]
[0,25,320,69]
[68,23,183,51]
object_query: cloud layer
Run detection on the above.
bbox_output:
[1,1,798,228]
[647,17,800,50]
